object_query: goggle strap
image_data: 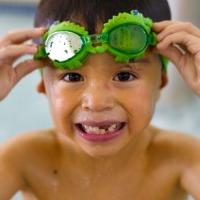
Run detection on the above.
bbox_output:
[34,45,46,60]
[148,32,157,46]
[160,56,169,72]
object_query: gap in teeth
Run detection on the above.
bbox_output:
[82,124,119,134]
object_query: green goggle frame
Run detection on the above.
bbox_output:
[35,10,168,71]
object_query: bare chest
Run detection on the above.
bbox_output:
[22,164,186,200]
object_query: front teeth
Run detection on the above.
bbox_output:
[108,124,117,132]
[82,124,118,134]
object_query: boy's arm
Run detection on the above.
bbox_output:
[180,163,200,200]
[0,144,25,199]
[0,28,46,199]
[154,21,200,198]
[179,139,200,200]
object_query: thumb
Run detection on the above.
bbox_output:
[14,59,43,83]
[156,45,183,68]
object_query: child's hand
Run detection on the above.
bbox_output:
[0,28,45,101]
[154,21,200,96]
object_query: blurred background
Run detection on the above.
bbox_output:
[0,0,199,199]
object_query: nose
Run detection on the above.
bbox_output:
[81,82,114,112]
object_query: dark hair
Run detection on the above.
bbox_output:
[34,0,171,34]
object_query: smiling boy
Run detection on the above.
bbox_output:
[1,0,200,200]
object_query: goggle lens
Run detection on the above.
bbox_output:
[45,31,83,62]
[109,24,148,54]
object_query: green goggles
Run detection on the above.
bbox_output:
[35,10,168,71]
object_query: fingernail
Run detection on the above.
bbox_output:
[39,27,47,31]
[157,44,166,50]
[156,43,162,49]
[153,23,158,27]
[35,27,46,33]
[29,46,38,53]
[157,34,162,41]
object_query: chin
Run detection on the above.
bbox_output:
[75,133,131,158]
[80,145,125,158]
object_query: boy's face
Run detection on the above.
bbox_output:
[39,51,166,157]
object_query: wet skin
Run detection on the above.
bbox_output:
[1,52,199,200]
[2,17,200,199]
[41,52,163,158]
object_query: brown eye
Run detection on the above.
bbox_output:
[62,73,84,82]
[113,71,137,82]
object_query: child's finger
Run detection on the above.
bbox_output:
[153,20,177,32]
[14,60,43,83]
[157,46,197,83]
[157,22,200,41]
[156,45,182,67]
[0,44,38,61]
[157,32,200,55]
[0,27,46,46]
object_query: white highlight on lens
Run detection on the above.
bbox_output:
[45,31,83,62]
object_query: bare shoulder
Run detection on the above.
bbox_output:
[149,126,200,165]
[0,129,59,166]
[148,127,200,198]
[0,129,62,198]
[1,128,57,149]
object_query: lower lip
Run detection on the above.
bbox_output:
[76,126,125,142]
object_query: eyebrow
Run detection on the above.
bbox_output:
[118,63,143,73]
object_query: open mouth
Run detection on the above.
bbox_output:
[75,121,126,142]
[77,122,125,134]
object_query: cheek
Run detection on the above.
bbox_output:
[47,84,79,133]
[120,82,159,131]
[133,85,157,115]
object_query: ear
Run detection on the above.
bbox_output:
[156,72,168,101]
[37,79,46,94]
[160,71,168,89]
